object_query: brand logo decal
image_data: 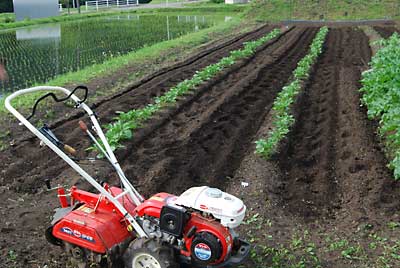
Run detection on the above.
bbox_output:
[194,243,212,261]
[61,227,95,243]
[199,204,208,210]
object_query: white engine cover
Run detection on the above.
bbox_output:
[174,186,246,228]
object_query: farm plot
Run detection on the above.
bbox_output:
[0,24,280,267]
[1,24,400,268]
[230,27,400,267]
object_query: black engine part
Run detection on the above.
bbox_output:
[190,232,222,266]
[159,205,188,238]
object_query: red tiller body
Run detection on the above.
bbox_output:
[53,186,137,253]
[52,187,233,265]
[134,192,176,218]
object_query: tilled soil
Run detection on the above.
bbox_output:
[373,26,400,38]
[278,26,400,224]
[229,26,400,267]
[118,27,317,196]
[1,24,400,268]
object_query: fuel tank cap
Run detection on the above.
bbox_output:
[205,188,223,198]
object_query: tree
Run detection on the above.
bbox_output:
[0,0,13,13]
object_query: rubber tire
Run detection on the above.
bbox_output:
[123,238,178,268]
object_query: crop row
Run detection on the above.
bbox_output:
[360,33,400,179]
[255,26,329,158]
[93,28,282,153]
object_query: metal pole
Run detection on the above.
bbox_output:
[73,0,76,8]
[166,16,170,40]
[86,1,88,11]
[96,1,99,11]
[77,0,81,13]
[107,0,109,7]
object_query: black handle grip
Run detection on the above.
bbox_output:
[27,86,88,121]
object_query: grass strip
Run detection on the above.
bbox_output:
[359,33,400,179]
[93,28,281,152]
[247,0,399,22]
[255,26,329,158]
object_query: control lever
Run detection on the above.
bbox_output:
[39,125,77,156]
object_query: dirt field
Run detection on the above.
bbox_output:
[1,23,400,268]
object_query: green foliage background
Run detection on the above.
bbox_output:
[0,0,13,13]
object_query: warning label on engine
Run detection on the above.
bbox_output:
[194,243,212,261]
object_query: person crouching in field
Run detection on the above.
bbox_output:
[0,57,9,82]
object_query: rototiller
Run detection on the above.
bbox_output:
[5,86,250,268]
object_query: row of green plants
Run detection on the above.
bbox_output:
[255,26,329,158]
[93,28,282,152]
[359,33,400,179]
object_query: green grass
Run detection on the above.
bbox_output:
[149,0,184,4]
[0,12,14,23]
[0,13,243,116]
[248,0,400,21]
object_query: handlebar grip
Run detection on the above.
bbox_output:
[64,144,77,156]
[79,120,88,132]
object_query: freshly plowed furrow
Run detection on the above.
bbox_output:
[373,26,399,38]
[116,28,318,196]
[277,29,342,219]
[0,25,279,189]
[277,27,400,222]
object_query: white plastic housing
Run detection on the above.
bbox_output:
[174,186,246,228]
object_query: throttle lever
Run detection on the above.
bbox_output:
[39,125,77,156]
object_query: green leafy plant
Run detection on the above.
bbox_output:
[360,33,400,179]
[255,26,329,158]
[91,28,282,154]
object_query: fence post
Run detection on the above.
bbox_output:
[107,0,109,7]
[85,1,88,11]
[117,0,120,7]
[96,1,99,11]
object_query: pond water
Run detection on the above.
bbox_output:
[0,14,227,94]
